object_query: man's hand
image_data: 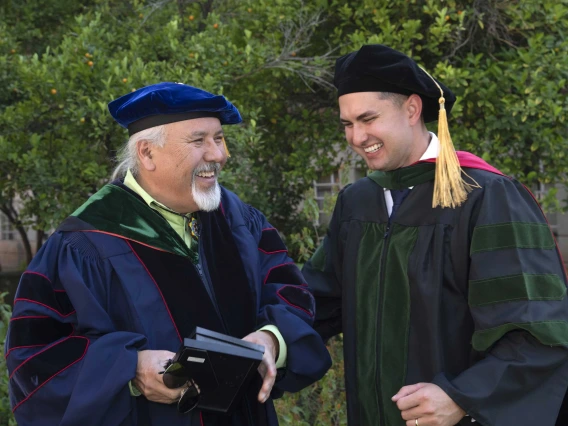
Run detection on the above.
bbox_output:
[392,383,466,426]
[133,350,184,404]
[243,330,279,403]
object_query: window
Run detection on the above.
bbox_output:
[313,167,369,225]
[534,182,559,237]
[0,212,15,241]
[313,171,341,226]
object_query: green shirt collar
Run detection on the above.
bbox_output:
[124,170,196,251]
[124,170,181,214]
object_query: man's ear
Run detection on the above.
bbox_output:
[137,140,156,171]
[406,94,423,126]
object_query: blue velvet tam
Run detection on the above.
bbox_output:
[108,82,242,136]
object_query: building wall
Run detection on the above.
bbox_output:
[0,240,27,272]
[0,213,37,272]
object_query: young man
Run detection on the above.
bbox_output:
[303,45,568,426]
[6,82,331,425]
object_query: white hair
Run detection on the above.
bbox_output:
[111,125,167,180]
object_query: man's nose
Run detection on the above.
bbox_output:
[351,124,368,146]
[203,139,226,162]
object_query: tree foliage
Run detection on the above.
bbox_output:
[1,0,567,423]
[2,0,567,262]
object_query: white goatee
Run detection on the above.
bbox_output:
[192,163,221,212]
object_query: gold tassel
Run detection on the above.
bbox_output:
[420,67,479,208]
[222,136,231,158]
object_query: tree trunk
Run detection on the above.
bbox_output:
[15,224,33,266]
[36,229,45,254]
[198,0,214,31]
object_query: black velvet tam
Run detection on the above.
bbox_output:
[334,44,456,123]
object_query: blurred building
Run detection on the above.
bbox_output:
[0,212,39,272]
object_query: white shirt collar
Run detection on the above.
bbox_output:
[419,132,439,161]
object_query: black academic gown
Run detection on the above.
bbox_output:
[303,154,568,426]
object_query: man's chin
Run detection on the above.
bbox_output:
[192,181,221,212]
[366,161,386,172]
[194,177,218,188]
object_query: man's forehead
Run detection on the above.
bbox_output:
[338,92,389,117]
[169,117,223,135]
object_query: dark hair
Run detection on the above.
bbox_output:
[377,92,408,108]
[377,92,425,122]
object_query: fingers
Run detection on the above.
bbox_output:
[397,384,466,426]
[401,405,429,421]
[135,377,181,404]
[135,349,180,404]
[405,417,434,426]
[243,331,278,403]
[392,382,428,402]
[257,354,277,403]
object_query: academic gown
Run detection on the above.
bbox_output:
[303,153,568,426]
[6,181,331,426]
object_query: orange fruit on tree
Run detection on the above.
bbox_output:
[88,61,94,66]
[50,89,57,95]
[213,23,219,29]
[189,15,194,21]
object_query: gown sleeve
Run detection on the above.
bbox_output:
[247,207,332,396]
[301,188,346,341]
[5,231,147,426]
[433,176,568,426]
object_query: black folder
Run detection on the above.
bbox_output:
[170,327,265,414]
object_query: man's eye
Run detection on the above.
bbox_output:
[363,117,376,123]
[342,123,352,128]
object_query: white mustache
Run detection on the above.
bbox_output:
[193,163,221,176]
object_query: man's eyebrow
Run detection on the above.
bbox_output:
[188,130,224,138]
[189,130,207,138]
[340,110,380,124]
[355,110,380,121]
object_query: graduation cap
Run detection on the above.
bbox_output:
[334,44,478,208]
[162,327,264,415]
[108,82,242,157]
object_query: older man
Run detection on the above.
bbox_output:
[303,45,568,426]
[6,82,331,426]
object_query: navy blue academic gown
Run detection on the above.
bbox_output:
[5,182,331,426]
